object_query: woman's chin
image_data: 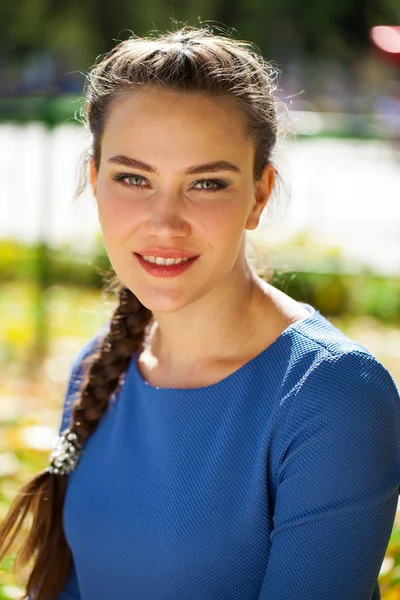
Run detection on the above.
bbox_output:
[127,285,192,314]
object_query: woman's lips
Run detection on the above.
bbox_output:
[134,253,199,278]
[136,248,199,259]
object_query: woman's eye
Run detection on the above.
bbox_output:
[192,179,228,192]
[113,173,149,188]
[126,175,147,187]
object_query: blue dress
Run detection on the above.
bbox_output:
[55,303,400,599]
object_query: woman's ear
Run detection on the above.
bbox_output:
[245,163,276,231]
[89,157,98,198]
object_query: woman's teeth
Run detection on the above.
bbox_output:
[141,256,191,265]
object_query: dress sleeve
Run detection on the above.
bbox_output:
[258,351,400,600]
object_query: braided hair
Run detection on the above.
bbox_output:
[0,284,152,598]
[0,25,280,599]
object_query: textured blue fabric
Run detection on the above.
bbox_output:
[55,303,400,600]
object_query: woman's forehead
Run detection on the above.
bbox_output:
[100,87,254,167]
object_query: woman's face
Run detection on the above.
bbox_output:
[90,87,274,313]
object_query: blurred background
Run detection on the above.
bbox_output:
[1,1,400,598]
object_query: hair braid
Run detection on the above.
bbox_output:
[72,285,152,440]
[0,285,152,600]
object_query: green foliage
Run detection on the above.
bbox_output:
[1,238,399,323]
[271,270,400,322]
[1,0,399,72]
[0,238,113,288]
[0,96,83,127]
[352,276,400,321]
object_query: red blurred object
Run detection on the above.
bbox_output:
[370,26,400,66]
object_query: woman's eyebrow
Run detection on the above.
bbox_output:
[185,161,241,175]
[108,156,156,173]
[107,155,241,175]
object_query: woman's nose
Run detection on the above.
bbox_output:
[145,191,190,236]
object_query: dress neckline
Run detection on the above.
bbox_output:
[129,303,319,394]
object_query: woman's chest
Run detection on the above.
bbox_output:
[63,385,275,599]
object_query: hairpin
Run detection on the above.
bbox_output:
[48,429,83,475]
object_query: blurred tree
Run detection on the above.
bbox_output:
[0,0,399,93]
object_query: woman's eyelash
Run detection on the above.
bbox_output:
[111,173,229,193]
[112,173,148,188]
[191,179,228,193]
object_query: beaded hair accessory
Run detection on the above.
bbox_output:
[48,429,83,475]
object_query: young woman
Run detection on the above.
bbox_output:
[1,26,400,600]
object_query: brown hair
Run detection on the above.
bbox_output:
[0,25,281,599]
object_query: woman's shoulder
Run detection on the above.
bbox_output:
[262,301,399,408]
[259,282,371,363]
[287,303,370,356]
[269,309,400,483]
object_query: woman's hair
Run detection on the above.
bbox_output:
[0,25,281,599]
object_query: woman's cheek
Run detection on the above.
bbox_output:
[203,194,249,230]
[97,187,138,232]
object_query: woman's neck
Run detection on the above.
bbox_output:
[140,270,308,376]
[143,273,261,365]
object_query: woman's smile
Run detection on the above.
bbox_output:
[134,252,200,278]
